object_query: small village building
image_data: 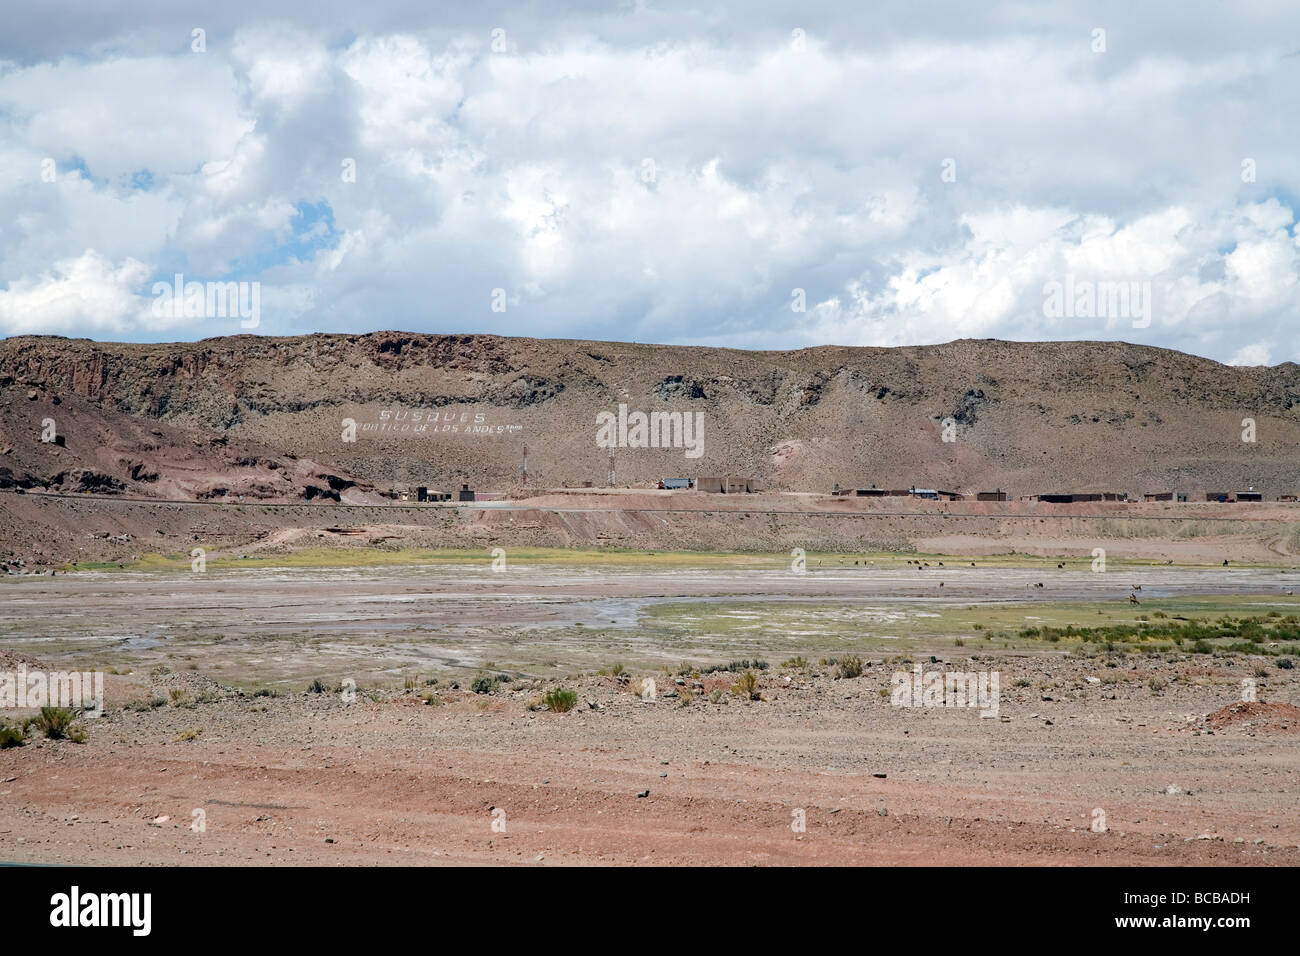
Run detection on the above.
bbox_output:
[976,490,1007,502]
[457,483,476,502]
[698,475,755,494]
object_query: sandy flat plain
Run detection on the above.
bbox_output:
[1,557,1298,865]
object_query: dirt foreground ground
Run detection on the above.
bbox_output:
[1,655,1297,866]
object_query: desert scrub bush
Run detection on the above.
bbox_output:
[834,655,864,679]
[1147,677,1167,693]
[307,678,328,694]
[598,663,628,677]
[32,706,78,740]
[471,673,498,695]
[731,670,761,700]
[709,689,723,704]
[781,656,808,669]
[1012,676,1032,688]
[174,727,202,742]
[676,687,694,707]
[252,688,278,698]
[954,638,965,647]
[543,688,578,713]
[702,659,768,675]
[125,696,166,712]
[168,688,193,708]
[1278,658,1295,670]
[1253,665,1270,678]
[0,720,25,748]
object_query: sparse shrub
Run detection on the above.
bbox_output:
[174,728,202,742]
[1013,677,1032,688]
[835,655,864,679]
[32,706,76,740]
[126,696,166,711]
[1278,658,1294,670]
[543,688,578,713]
[731,670,761,700]
[677,687,694,707]
[954,638,965,647]
[471,673,497,695]
[1253,666,1270,678]
[168,688,192,708]
[1148,677,1167,693]
[252,688,277,699]
[599,663,628,677]
[709,689,723,703]
[0,721,25,748]
[702,659,768,675]
[307,678,327,694]
[781,656,808,669]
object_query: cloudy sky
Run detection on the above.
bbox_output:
[1,1,1297,364]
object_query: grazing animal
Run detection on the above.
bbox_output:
[1223,559,1229,566]
[1131,585,1141,591]
[1129,593,1140,604]
[970,562,976,567]
[1057,563,1064,569]
[939,581,944,587]
[1034,582,1044,588]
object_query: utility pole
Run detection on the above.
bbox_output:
[608,448,615,487]
[521,443,528,486]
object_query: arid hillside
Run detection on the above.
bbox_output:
[2,333,1299,498]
